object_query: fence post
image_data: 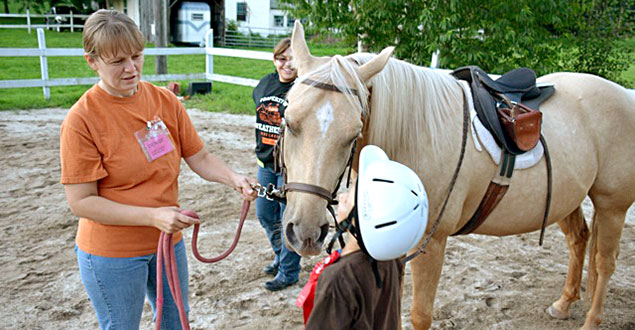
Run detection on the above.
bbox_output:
[430,50,440,69]
[27,9,31,34]
[70,11,74,32]
[205,29,214,81]
[37,28,51,100]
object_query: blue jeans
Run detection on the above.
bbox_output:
[76,240,189,330]
[256,166,302,282]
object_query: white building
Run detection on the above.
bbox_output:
[224,0,294,36]
[113,0,293,39]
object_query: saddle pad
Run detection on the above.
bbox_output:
[458,81,543,169]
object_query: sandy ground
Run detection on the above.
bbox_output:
[0,108,633,330]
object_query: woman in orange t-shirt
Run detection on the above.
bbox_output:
[59,9,255,330]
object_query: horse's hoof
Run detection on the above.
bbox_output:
[546,304,569,320]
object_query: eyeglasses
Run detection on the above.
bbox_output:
[275,56,292,63]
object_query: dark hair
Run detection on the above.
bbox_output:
[273,38,291,59]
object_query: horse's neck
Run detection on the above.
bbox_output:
[366,67,465,164]
[365,72,467,212]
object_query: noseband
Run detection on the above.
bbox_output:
[253,78,362,242]
[280,78,361,201]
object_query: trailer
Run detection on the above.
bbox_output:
[172,2,211,46]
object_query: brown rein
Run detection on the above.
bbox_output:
[403,90,469,262]
[155,202,250,330]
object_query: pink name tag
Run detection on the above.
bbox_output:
[143,133,175,161]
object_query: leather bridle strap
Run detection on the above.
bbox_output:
[284,182,335,203]
[403,89,469,263]
[277,79,363,249]
[301,78,360,98]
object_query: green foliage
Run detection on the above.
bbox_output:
[282,0,633,86]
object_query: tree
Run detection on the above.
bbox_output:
[281,0,633,86]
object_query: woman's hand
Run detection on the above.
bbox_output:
[231,173,258,201]
[151,207,201,234]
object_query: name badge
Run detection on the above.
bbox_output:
[135,116,175,162]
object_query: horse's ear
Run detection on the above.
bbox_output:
[292,21,329,76]
[357,47,394,83]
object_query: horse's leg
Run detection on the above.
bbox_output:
[547,206,590,319]
[410,235,448,330]
[581,204,627,330]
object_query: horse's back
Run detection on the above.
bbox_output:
[540,72,635,205]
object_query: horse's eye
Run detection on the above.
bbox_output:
[283,121,295,135]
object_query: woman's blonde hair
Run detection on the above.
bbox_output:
[83,9,145,59]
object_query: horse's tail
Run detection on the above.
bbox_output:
[586,211,599,302]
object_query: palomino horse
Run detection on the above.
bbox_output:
[281,22,635,330]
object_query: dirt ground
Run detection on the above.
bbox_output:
[0,108,633,330]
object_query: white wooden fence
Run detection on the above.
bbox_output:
[0,29,269,100]
[0,10,89,33]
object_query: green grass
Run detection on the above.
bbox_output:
[0,28,353,113]
[619,38,635,85]
[2,27,629,112]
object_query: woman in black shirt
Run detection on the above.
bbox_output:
[252,38,302,291]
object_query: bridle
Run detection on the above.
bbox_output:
[252,78,363,246]
[256,75,469,263]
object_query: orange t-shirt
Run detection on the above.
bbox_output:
[60,81,204,257]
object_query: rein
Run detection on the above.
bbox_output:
[403,89,469,262]
[155,201,250,330]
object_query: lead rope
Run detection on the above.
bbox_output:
[155,201,250,330]
[403,92,469,263]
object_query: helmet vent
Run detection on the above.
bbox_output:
[413,203,420,211]
[411,190,418,197]
[375,221,397,229]
[372,178,394,183]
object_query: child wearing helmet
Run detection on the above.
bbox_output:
[298,145,429,330]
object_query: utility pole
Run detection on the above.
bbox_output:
[155,0,168,74]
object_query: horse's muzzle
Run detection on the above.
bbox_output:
[284,221,329,256]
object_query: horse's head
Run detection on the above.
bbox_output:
[280,21,394,255]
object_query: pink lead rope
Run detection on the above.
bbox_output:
[155,200,250,330]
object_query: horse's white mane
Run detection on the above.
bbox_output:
[352,52,464,158]
[296,51,465,163]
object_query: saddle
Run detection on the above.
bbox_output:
[451,66,555,244]
[452,66,554,155]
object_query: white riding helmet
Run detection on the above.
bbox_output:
[355,145,428,261]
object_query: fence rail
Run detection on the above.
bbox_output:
[219,27,291,49]
[0,29,269,99]
[0,10,88,33]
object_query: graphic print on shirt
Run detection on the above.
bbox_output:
[256,95,287,145]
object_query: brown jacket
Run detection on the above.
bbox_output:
[306,251,404,330]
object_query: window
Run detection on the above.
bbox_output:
[191,13,204,21]
[274,15,283,27]
[287,17,295,27]
[237,2,247,21]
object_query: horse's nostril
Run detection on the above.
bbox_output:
[318,224,329,244]
[285,222,298,247]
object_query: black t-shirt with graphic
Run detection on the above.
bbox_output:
[253,72,293,170]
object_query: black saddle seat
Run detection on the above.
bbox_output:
[452,65,554,155]
[453,66,541,103]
